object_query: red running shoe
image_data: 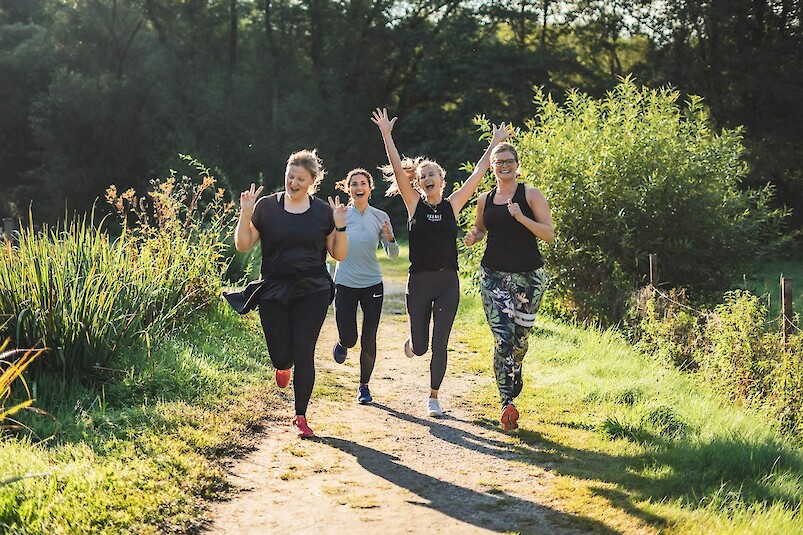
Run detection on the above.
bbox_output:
[275,368,291,388]
[501,403,519,431]
[292,416,314,438]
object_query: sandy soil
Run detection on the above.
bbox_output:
[202,283,588,535]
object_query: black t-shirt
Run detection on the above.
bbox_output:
[481,183,544,272]
[408,198,458,273]
[252,192,334,300]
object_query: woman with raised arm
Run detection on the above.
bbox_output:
[464,142,554,431]
[231,149,348,438]
[331,168,399,405]
[371,107,510,418]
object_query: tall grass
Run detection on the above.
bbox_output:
[0,338,43,426]
[0,156,236,377]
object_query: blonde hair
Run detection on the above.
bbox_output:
[381,156,448,197]
[336,168,375,195]
[287,149,325,194]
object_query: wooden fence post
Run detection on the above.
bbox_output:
[649,253,658,286]
[781,276,793,344]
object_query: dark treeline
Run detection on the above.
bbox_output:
[1,0,801,233]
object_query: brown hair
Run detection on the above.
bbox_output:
[286,149,325,194]
[491,142,519,162]
[336,168,375,194]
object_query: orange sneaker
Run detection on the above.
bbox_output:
[501,403,519,431]
[275,368,291,388]
[292,416,314,438]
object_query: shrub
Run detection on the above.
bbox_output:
[462,78,788,323]
[0,156,235,377]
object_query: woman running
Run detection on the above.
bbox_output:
[465,142,554,431]
[372,107,510,417]
[332,168,399,404]
[232,149,348,438]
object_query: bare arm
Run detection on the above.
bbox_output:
[464,193,488,247]
[326,196,349,261]
[371,108,420,219]
[380,219,399,259]
[448,123,511,216]
[508,186,555,243]
[234,183,263,252]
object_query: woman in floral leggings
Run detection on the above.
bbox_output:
[465,142,554,431]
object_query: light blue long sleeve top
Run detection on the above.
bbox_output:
[333,204,399,288]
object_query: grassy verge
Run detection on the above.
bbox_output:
[453,292,803,534]
[0,304,281,534]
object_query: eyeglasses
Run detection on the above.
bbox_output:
[493,159,517,167]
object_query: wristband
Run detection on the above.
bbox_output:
[335,225,347,232]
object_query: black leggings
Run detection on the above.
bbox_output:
[258,289,330,416]
[406,269,460,391]
[334,282,384,384]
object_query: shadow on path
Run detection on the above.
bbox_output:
[370,402,525,460]
[321,436,617,534]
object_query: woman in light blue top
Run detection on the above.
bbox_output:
[332,168,399,404]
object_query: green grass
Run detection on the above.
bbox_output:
[0,304,280,534]
[4,238,802,533]
[452,291,803,533]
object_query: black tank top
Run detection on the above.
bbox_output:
[481,184,544,272]
[408,198,458,273]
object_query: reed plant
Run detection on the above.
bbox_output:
[0,156,236,377]
[0,338,43,427]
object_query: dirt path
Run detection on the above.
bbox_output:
[203,283,589,534]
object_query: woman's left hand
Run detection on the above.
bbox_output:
[507,198,523,221]
[329,196,348,228]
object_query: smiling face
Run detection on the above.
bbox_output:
[491,150,519,182]
[416,162,446,199]
[348,173,372,206]
[285,164,315,200]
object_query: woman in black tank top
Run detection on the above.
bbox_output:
[231,149,349,439]
[464,142,555,432]
[372,107,511,418]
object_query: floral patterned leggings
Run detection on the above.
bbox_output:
[479,266,546,407]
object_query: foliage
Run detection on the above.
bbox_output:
[496,78,788,322]
[635,287,803,436]
[0,307,276,533]
[0,157,235,377]
[456,296,803,533]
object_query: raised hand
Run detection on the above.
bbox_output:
[381,220,394,242]
[240,183,264,215]
[371,107,397,135]
[491,122,513,144]
[328,195,348,228]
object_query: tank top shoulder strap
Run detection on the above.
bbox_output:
[486,186,499,204]
[514,182,526,202]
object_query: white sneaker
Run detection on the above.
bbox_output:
[404,339,415,358]
[427,398,444,417]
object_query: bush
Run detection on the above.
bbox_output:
[462,78,789,323]
[636,287,803,436]
[0,156,236,377]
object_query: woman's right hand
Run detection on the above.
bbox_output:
[371,107,397,135]
[240,183,264,215]
[465,227,482,247]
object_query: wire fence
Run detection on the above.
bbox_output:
[644,253,800,343]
